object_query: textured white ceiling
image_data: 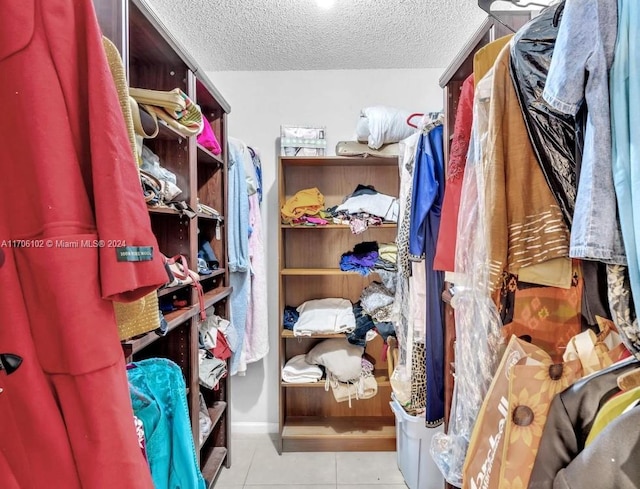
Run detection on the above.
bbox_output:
[145,0,487,71]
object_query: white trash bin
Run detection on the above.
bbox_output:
[390,397,445,489]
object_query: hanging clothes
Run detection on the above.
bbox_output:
[552,406,640,489]
[473,35,513,84]
[0,0,168,487]
[611,0,640,317]
[484,43,570,291]
[542,0,625,265]
[528,358,639,489]
[433,74,474,273]
[227,139,251,375]
[431,68,504,488]
[127,359,206,489]
[408,122,446,427]
[243,192,269,366]
[509,1,579,228]
[393,132,421,368]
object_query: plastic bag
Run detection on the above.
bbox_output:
[140,145,182,202]
[430,85,503,487]
[390,364,412,408]
[510,1,579,227]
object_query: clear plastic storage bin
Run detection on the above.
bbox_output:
[390,397,445,489]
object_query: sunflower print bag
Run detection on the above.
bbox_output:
[498,346,582,489]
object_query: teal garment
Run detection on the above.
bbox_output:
[127,359,205,489]
[610,0,640,314]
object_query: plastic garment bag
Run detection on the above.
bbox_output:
[430,74,503,487]
[509,1,581,228]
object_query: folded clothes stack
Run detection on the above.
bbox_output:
[281,354,323,384]
[293,298,356,336]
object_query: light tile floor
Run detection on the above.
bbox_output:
[213,433,408,489]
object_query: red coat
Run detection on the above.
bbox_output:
[0,0,167,487]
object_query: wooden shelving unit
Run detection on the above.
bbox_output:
[278,155,399,452]
[197,144,224,167]
[94,0,232,485]
[281,372,391,389]
[281,417,396,452]
[280,223,398,229]
[201,447,228,488]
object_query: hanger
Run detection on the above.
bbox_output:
[407,112,444,130]
[477,0,554,33]
[406,113,424,129]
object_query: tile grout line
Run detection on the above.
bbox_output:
[240,437,260,489]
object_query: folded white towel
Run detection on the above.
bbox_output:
[282,354,323,383]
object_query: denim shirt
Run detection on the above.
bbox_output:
[543,0,626,265]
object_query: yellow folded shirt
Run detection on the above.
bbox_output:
[281,187,325,222]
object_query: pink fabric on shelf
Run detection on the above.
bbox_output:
[197,118,222,155]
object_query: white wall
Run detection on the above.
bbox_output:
[207,68,444,432]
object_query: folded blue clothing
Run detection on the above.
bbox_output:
[340,253,377,275]
[283,305,299,330]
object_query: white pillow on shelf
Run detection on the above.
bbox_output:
[306,338,364,383]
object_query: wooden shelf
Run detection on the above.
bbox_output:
[281,223,397,229]
[148,206,181,216]
[281,372,390,388]
[96,0,232,476]
[280,156,398,167]
[122,307,195,355]
[200,401,227,448]
[197,212,222,221]
[208,401,227,428]
[281,330,346,339]
[281,268,369,276]
[156,118,187,140]
[157,283,190,298]
[203,286,232,308]
[281,416,396,452]
[199,268,225,281]
[197,144,224,167]
[201,447,228,487]
[279,155,399,453]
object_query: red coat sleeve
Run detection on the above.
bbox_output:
[68,0,168,302]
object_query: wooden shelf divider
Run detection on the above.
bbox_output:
[201,447,228,488]
[197,143,224,167]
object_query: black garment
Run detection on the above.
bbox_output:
[528,358,640,489]
[510,1,582,227]
[580,261,612,328]
[553,406,640,489]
